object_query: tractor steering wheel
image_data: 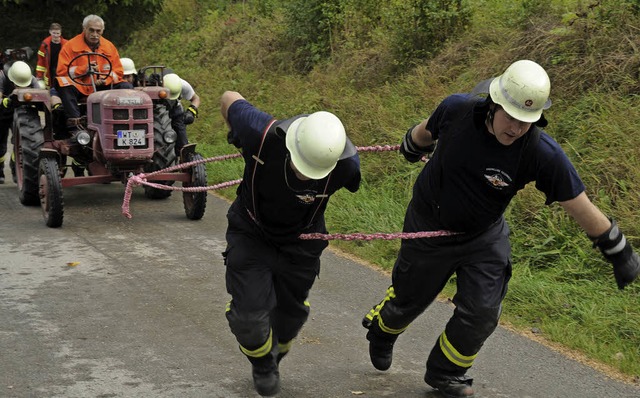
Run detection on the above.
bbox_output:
[67,52,113,88]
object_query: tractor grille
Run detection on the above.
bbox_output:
[133,108,148,119]
[113,109,129,120]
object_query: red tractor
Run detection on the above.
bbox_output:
[11,53,207,227]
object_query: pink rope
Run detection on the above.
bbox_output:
[121,144,441,240]
[299,230,459,241]
[356,144,400,152]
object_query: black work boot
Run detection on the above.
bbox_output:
[249,355,280,397]
[363,315,398,371]
[366,329,396,371]
[424,372,475,398]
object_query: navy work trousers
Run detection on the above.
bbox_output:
[223,206,321,360]
[373,199,512,377]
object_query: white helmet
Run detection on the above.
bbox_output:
[285,111,347,179]
[120,57,136,75]
[163,73,182,100]
[489,60,551,123]
[8,61,33,88]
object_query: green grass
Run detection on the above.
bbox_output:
[123,0,640,381]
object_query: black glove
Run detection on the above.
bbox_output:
[183,105,197,125]
[399,125,435,163]
[590,218,640,290]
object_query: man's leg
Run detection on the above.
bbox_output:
[0,118,10,184]
[56,83,82,119]
[224,230,280,396]
[424,218,511,398]
[270,246,320,365]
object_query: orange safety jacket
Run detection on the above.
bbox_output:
[35,35,68,88]
[56,33,125,96]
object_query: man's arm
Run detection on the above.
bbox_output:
[559,191,611,236]
[560,191,639,289]
[35,41,47,80]
[399,117,436,162]
[188,92,200,108]
[410,118,435,148]
[220,91,245,126]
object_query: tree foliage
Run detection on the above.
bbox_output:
[0,0,164,58]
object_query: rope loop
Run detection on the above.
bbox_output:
[119,143,453,240]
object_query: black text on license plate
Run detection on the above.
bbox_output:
[117,130,146,146]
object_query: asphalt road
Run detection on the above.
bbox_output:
[1,160,639,398]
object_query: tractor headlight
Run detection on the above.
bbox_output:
[77,131,91,146]
[163,130,177,144]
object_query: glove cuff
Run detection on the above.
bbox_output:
[403,125,435,155]
[188,105,198,117]
[589,218,626,257]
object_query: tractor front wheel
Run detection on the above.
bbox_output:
[39,157,64,228]
[183,152,207,220]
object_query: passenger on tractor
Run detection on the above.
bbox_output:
[0,61,40,184]
[121,57,201,158]
[54,14,133,176]
[35,22,68,111]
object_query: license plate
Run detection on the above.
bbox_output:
[117,129,146,146]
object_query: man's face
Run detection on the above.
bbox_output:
[83,21,104,46]
[50,29,62,43]
[124,74,135,84]
[489,107,533,146]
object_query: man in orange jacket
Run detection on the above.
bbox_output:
[35,22,68,89]
[55,14,132,129]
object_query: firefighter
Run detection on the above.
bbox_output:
[220,90,361,396]
[55,15,132,133]
[55,15,132,176]
[35,22,68,90]
[162,72,200,157]
[0,61,39,184]
[362,60,639,398]
[120,57,138,86]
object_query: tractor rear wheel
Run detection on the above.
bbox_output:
[144,104,176,199]
[183,152,207,220]
[38,157,64,228]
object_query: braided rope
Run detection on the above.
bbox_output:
[121,144,442,241]
[299,230,459,240]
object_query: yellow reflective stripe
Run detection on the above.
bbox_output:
[278,340,293,355]
[36,65,46,72]
[37,50,45,57]
[304,300,310,307]
[225,301,231,312]
[377,313,407,335]
[240,329,273,358]
[365,286,395,322]
[0,155,5,162]
[438,332,476,368]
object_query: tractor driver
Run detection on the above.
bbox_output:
[55,14,132,137]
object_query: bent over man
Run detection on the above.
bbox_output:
[362,60,639,398]
[220,90,361,396]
